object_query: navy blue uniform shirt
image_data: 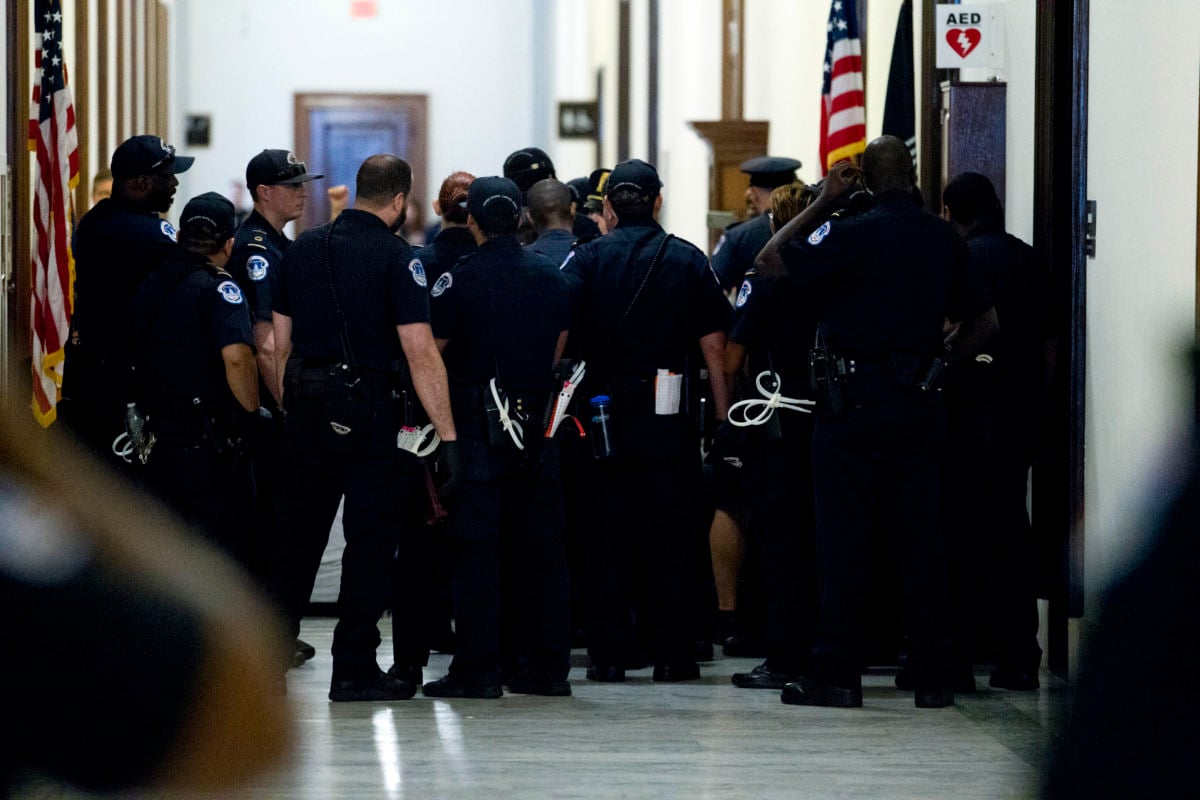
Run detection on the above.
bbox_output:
[780,191,989,358]
[228,209,289,326]
[416,225,477,285]
[130,249,254,417]
[431,234,568,393]
[730,270,819,401]
[527,228,576,269]
[72,198,179,358]
[711,213,771,292]
[562,218,730,379]
[273,209,430,371]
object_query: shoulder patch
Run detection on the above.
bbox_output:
[246,254,270,281]
[735,280,752,308]
[808,221,831,246]
[560,250,576,270]
[160,220,178,242]
[217,280,245,305]
[409,258,427,287]
[430,272,453,298]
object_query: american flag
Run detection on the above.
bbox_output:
[29,0,79,426]
[819,0,866,175]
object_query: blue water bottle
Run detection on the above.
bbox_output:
[589,395,616,459]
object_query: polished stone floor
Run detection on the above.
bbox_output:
[241,618,1064,800]
[14,615,1065,799]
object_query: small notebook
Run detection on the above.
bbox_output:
[655,369,682,415]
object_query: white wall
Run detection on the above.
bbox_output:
[1083,1,1199,603]
[172,0,538,226]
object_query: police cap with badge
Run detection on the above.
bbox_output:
[246,149,324,197]
[110,134,195,180]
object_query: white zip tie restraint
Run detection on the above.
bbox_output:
[728,370,815,427]
[397,423,441,458]
[490,377,525,450]
[545,360,587,438]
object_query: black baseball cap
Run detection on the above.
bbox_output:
[740,156,802,189]
[246,149,323,195]
[179,191,236,244]
[464,176,522,234]
[110,135,194,180]
[566,177,590,207]
[503,147,556,194]
[606,159,661,199]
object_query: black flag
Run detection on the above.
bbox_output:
[881,0,916,163]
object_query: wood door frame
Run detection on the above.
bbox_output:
[293,93,428,233]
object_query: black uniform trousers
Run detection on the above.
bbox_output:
[447,434,570,685]
[582,400,702,670]
[143,425,256,569]
[809,368,952,690]
[745,414,818,675]
[267,372,424,681]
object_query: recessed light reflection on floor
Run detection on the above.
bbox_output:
[372,707,403,798]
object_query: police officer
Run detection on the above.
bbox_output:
[62,135,194,461]
[942,171,1051,692]
[562,159,732,682]
[269,154,459,702]
[710,156,801,293]
[759,137,997,709]
[503,147,601,242]
[418,171,478,285]
[422,176,572,698]
[526,178,576,266]
[129,192,259,565]
[229,149,323,409]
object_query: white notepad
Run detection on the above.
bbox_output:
[655,369,682,415]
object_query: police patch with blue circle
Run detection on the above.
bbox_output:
[217,280,245,305]
[160,220,178,242]
[430,272,453,298]
[808,221,831,246]
[246,254,269,281]
[735,280,752,308]
[409,258,427,287]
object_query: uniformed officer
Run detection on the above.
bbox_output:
[562,158,732,682]
[62,135,194,461]
[229,149,323,409]
[710,156,801,293]
[942,171,1051,692]
[503,147,601,242]
[417,171,478,285]
[760,138,997,709]
[526,178,576,266]
[129,192,259,565]
[720,182,823,690]
[422,176,572,698]
[268,154,459,702]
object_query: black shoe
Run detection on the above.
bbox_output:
[386,664,423,685]
[296,638,316,661]
[731,663,802,690]
[781,676,863,708]
[653,661,701,682]
[506,671,572,697]
[990,667,1040,691]
[329,669,416,702]
[915,688,955,708]
[422,674,503,699]
[585,663,625,682]
[896,666,976,694]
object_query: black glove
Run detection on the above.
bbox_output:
[706,420,744,466]
[434,439,463,498]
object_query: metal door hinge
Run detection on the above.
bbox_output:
[1085,200,1097,258]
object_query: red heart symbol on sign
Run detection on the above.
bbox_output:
[946,27,982,59]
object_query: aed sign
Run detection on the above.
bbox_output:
[935,4,997,69]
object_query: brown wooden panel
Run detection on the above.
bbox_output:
[156,1,168,137]
[12,0,33,365]
[116,0,125,140]
[97,0,108,160]
[74,0,90,220]
[687,119,769,250]
[940,82,1006,202]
